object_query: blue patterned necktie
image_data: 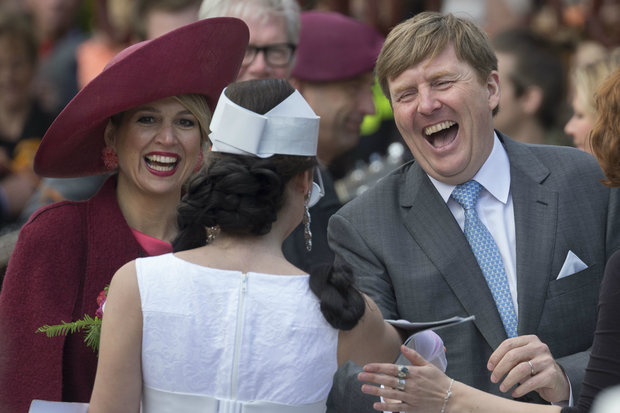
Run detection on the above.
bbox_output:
[451,180,518,338]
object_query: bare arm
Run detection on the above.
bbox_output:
[89,261,143,413]
[359,345,563,413]
[338,294,403,368]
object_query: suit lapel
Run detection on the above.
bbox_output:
[400,162,509,349]
[503,136,558,335]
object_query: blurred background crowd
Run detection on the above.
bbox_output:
[0,0,619,267]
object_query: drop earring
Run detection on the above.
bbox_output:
[193,151,204,173]
[101,146,118,170]
[303,201,312,252]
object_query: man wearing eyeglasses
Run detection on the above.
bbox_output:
[199,0,300,81]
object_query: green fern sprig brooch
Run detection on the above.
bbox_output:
[36,286,108,353]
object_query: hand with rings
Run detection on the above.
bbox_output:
[487,335,570,403]
[358,345,454,412]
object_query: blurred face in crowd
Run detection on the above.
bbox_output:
[106,97,202,197]
[144,4,200,40]
[494,52,527,135]
[25,0,82,41]
[564,92,594,154]
[0,35,35,111]
[388,44,499,185]
[238,14,294,81]
[297,71,375,165]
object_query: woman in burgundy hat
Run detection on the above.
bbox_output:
[0,18,248,412]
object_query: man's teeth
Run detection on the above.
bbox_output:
[424,121,455,136]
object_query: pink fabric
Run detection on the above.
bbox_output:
[131,228,172,256]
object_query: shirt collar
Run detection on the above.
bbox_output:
[428,132,511,204]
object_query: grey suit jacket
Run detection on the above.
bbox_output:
[327,133,620,412]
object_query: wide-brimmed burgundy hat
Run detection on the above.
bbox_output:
[291,11,384,82]
[34,17,249,177]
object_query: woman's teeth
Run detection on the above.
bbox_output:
[145,154,178,171]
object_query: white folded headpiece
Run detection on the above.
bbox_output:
[209,88,319,158]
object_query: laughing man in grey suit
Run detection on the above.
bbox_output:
[327,12,620,413]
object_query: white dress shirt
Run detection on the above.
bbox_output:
[428,133,518,313]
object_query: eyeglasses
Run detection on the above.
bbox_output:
[242,43,296,67]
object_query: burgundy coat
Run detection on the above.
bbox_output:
[0,177,148,412]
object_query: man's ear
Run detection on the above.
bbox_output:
[487,71,501,111]
[521,85,543,115]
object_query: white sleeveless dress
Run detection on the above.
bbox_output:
[135,253,338,413]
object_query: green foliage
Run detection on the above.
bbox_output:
[36,314,102,353]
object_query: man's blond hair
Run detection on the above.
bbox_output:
[376,12,497,103]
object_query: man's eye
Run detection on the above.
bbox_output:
[397,91,416,101]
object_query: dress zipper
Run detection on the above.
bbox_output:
[230,272,248,400]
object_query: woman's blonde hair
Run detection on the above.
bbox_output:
[573,49,620,117]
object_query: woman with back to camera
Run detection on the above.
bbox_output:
[356,67,620,413]
[0,18,248,412]
[88,78,447,412]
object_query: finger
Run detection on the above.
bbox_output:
[401,344,429,366]
[490,338,537,383]
[372,400,409,413]
[488,336,530,371]
[509,367,554,399]
[497,360,534,393]
[363,362,404,375]
[361,383,410,411]
[358,371,408,390]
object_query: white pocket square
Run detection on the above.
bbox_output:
[557,250,588,279]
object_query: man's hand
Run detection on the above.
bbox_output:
[487,335,570,403]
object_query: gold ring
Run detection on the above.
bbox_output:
[397,365,409,378]
[528,360,535,376]
[396,378,406,391]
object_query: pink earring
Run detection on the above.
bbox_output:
[101,146,118,170]
[193,151,204,173]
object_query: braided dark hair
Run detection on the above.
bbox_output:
[309,263,366,330]
[172,78,365,330]
[173,79,316,251]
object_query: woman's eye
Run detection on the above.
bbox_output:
[178,118,196,128]
[137,116,155,124]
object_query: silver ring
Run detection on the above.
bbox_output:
[397,365,409,378]
[396,378,406,391]
[528,360,535,376]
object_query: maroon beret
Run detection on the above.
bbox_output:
[35,17,249,178]
[291,11,384,82]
